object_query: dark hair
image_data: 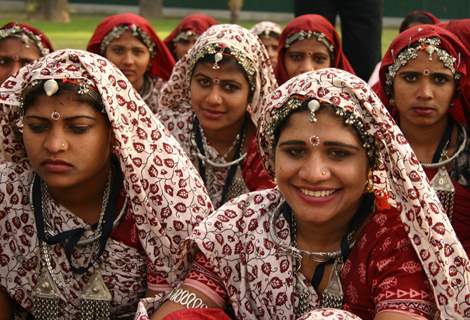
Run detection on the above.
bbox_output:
[22,80,105,113]
[192,52,254,102]
[399,11,437,33]
[259,31,280,39]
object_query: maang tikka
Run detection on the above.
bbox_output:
[307,99,320,123]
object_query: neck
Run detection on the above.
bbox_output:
[399,116,450,163]
[46,161,112,224]
[134,76,146,92]
[295,220,347,253]
[201,116,253,156]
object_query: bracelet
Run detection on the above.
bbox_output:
[168,288,208,309]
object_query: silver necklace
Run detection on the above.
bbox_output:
[421,124,467,168]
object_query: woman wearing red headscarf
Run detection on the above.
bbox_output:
[87,13,175,113]
[0,22,54,84]
[275,14,354,85]
[164,13,218,61]
[373,25,470,254]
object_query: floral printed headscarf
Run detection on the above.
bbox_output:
[0,49,213,292]
[250,21,282,37]
[257,68,470,318]
[158,24,278,125]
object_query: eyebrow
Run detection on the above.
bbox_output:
[278,139,361,150]
[193,72,243,85]
[25,115,97,121]
[398,70,452,76]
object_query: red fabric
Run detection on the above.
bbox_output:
[242,135,276,191]
[1,21,54,53]
[444,19,470,53]
[275,14,355,84]
[399,10,441,33]
[164,13,218,57]
[87,13,175,81]
[162,308,231,320]
[373,24,470,125]
[424,168,470,256]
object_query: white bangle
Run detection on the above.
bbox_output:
[168,288,208,309]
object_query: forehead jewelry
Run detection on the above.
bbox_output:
[51,111,61,121]
[423,68,430,76]
[43,79,59,96]
[213,78,220,85]
[213,52,223,70]
[307,99,320,123]
[309,135,320,147]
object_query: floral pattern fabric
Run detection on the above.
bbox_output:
[0,49,213,318]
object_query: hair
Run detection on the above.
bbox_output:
[259,31,280,39]
[192,53,254,102]
[399,11,437,33]
[22,80,105,114]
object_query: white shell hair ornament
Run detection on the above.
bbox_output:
[43,79,60,96]
[212,52,223,70]
[307,99,320,123]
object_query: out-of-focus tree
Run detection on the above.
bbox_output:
[228,0,244,24]
[26,0,70,22]
[139,0,163,19]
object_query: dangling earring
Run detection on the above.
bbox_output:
[389,98,395,106]
[365,170,374,193]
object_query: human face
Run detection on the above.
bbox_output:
[190,59,250,134]
[173,36,197,60]
[274,109,368,230]
[392,50,456,128]
[22,90,112,192]
[0,37,41,84]
[259,35,279,68]
[284,38,331,79]
[104,30,151,91]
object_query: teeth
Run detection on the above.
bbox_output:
[300,189,335,197]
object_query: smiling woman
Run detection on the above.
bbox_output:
[157,24,278,209]
[87,13,175,113]
[0,49,212,319]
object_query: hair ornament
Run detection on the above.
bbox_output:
[307,99,320,123]
[213,52,224,70]
[43,79,59,96]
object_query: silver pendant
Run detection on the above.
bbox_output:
[32,267,60,320]
[79,268,112,320]
[430,167,455,193]
[321,258,344,309]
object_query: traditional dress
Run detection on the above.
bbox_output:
[0,49,212,319]
[157,24,278,208]
[373,25,470,255]
[138,68,470,319]
[87,13,175,113]
[275,14,355,85]
[0,21,54,56]
[164,13,218,61]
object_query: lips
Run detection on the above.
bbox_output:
[411,106,435,116]
[200,108,225,120]
[297,187,338,205]
[42,159,73,173]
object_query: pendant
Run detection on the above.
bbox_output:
[430,167,455,193]
[321,258,344,308]
[79,268,112,320]
[32,267,60,320]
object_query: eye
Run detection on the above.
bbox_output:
[27,123,49,133]
[433,73,452,85]
[313,55,328,65]
[132,48,147,56]
[195,77,211,88]
[110,47,124,55]
[327,149,352,159]
[0,57,13,66]
[69,125,90,134]
[402,73,418,82]
[221,82,240,92]
[287,52,303,62]
[19,59,34,67]
[282,147,305,158]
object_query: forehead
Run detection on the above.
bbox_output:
[259,36,279,45]
[400,50,454,74]
[0,37,41,57]
[192,60,248,81]
[25,90,98,115]
[108,30,147,48]
[280,109,362,146]
[287,38,329,54]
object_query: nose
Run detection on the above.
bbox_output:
[205,85,223,106]
[122,51,134,65]
[298,152,329,182]
[43,127,67,154]
[416,79,433,100]
[297,58,316,75]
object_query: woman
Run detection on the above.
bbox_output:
[157,24,277,208]
[373,25,470,253]
[0,49,212,319]
[164,13,218,61]
[275,14,354,84]
[0,21,53,84]
[146,69,470,319]
[368,10,440,86]
[250,21,282,69]
[87,13,175,113]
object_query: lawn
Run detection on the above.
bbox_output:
[0,13,399,53]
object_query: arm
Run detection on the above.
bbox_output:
[0,288,13,320]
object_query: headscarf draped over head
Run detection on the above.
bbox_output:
[0,49,213,291]
[164,13,218,52]
[275,14,355,85]
[399,10,441,33]
[444,19,470,53]
[374,25,470,125]
[0,21,53,56]
[250,21,282,38]
[158,24,278,125]
[258,68,470,318]
[87,13,175,81]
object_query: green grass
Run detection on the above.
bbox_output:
[1,13,399,53]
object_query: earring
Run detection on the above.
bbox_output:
[365,171,374,193]
[389,98,395,106]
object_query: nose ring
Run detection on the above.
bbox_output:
[61,143,66,149]
[321,168,328,176]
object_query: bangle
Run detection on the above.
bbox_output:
[168,288,208,309]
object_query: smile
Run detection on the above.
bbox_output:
[300,188,335,197]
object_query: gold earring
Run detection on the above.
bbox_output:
[365,171,374,193]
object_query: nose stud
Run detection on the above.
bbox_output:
[321,168,328,176]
